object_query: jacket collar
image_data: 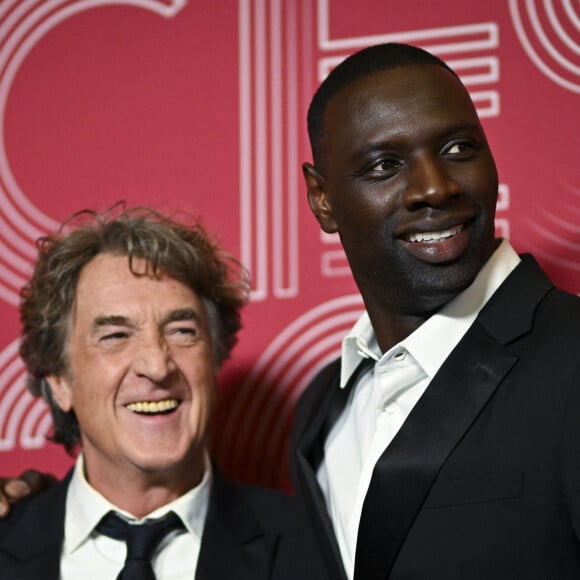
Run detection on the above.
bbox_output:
[195,470,279,580]
[294,255,554,580]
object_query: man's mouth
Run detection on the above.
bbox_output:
[405,224,463,243]
[399,222,470,264]
[125,399,180,415]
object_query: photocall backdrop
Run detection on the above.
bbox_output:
[0,0,578,490]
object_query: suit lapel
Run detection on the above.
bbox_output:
[196,472,278,580]
[294,359,373,580]
[354,327,517,580]
[0,471,71,580]
[354,255,554,580]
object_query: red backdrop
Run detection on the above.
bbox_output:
[0,0,578,490]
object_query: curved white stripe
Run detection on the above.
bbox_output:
[230,327,349,472]
[3,379,33,450]
[527,218,580,252]
[0,0,187,280]
[249,294,363,373]
[0,251,31,280]
[509,0,580,93]
[0,378,27,447]
[0,213,37,260]
[0,0,21,21]
[225,301,362,474]
[0,337,19,369]
[239,330,347,467]
[545,0,580,55]
[527,0,580,74]
[0,262,27,288]
[543,209,580,234]
[261,351,344,486]
[258,310,361,384]
[220,297,363,448]
[226,321,355,457]
[0,348,21,390]
[0,283,18,305]
[20,396,50,448]
[532,245,580,272]
[563,0,580,31]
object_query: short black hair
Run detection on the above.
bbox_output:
[307,43,459,170]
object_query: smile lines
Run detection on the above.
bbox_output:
[125,399,179,414]
[406,224,463,243]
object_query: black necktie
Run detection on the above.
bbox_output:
[96,510,184,580]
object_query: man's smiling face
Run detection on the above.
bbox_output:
[48,253,215,487]
[305,64,499,318]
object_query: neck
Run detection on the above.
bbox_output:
[367,307,427,354]
[83,455,205,519]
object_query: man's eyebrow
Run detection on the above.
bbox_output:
[92,315,131,329]
[353,135,410,159]
[90,309,202,332]
[444,121,484,135]
[161,308,202,326]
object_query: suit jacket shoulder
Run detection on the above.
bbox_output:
[0,469,327,580]
[292,254,580,580]
[0,471,70,580]
[192,472,329,580]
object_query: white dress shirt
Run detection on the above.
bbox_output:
[60,453,212,580]
[317,240,521,579]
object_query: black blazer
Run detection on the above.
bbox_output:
[292,255,580,580]
[0,469,327,580]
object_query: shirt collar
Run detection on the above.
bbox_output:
[340,239,521,386]
[64,452,212,555]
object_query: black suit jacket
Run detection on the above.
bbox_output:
[292,255,580,580]
[0,469,327,580]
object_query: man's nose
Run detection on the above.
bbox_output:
[133,336,176,381]
[403,155,462,209]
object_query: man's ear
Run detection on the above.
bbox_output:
[45,375,73,412]
[302,162,338,233]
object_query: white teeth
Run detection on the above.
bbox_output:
[126,399,179,414]
[407,225,462,243]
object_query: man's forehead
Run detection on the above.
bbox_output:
[336,64,461,101]
[73,253,200,312]
[324,64,476,136]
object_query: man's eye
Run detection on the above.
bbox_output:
[175,327,196,335]
[444,141,475,156]
[168,326,199,342]
[100,332,128,342]
[368,158,401,174]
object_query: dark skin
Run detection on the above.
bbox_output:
[304,64,500,353]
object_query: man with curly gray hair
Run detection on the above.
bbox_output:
[0,205,326,580]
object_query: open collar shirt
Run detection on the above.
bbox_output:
[61,453,212,580]
[317,240,521,579]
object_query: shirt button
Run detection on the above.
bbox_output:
[394,351,405,361]
[383,403,396,414]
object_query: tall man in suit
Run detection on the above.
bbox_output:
[0,205,326,579]
[293,42,580,580]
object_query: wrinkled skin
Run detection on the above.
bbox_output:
[46,254,216,516]
[2,253,218,518]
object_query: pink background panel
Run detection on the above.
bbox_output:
[0,0,578,490]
